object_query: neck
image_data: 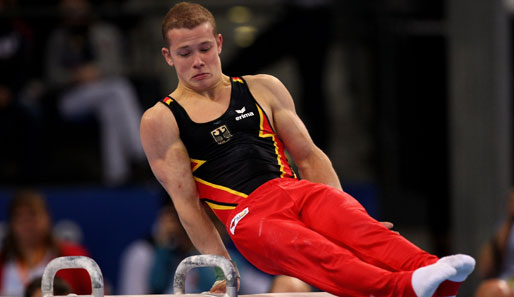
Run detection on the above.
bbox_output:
[174,74,231,101]
[18,244,48,267]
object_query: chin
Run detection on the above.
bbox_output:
[191,77,214,89]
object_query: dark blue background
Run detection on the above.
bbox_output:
[0,183,377,293]
[0,185,164,293]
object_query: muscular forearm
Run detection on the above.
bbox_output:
[296,148,342,191]
[177,201,230,258]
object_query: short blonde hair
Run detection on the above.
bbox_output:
[161,2,217,46]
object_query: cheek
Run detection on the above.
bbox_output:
[175,64,191,78]
[206,53,221,66]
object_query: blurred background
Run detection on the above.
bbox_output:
[0,0,512,296]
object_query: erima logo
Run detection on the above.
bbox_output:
[230,207,249,235]
[235,106,255,121]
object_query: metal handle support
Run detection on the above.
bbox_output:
[173,255,238,297]
[41,256,104,297]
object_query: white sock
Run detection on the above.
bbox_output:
[437,254,475,282]
[411,262,456,297]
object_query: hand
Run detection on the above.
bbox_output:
[381,221,394,229]
[212,259,241,293]
[209,278,240,294]
[381,221,399,234]
[209,280,226,294]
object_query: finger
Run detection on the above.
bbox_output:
[381,221,394,229]
[209,280,226,293]
[209,287,224,293]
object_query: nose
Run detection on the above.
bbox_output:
[192,52,205,68]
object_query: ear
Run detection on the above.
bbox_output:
[161,47,174,67]
[216,33,223,55]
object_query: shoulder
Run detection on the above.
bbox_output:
[142,101,172,121]
[243,74,284,92]
[141,102,178,134]
[243,74,294,110]
[140,101,183,161]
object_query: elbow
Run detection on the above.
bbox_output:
[295,147,331,171]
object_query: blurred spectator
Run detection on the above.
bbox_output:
[224,0,334,151]
[53,220,84,244]
[0,189,91,296]
[45,0,145,186]
[118,201,205,294]
[475,189,514,296]
[24,276,71,297]
[0,222,6,250]
[478,189,514,280]
[0,0,43,182]
[474,279,514,297]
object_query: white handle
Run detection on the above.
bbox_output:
[41,256,104,297]
[173,255,237,297]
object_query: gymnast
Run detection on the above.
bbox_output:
[140,2,475,296]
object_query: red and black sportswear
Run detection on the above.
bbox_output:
[160,76,296,224]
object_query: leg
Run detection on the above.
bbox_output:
[228,178,473,296]
[103,78,144,160]
[289,179,474,296]
[99,106,128,185]
[61,78,144,185]
[292,179,439,271]
[230,209,417,297]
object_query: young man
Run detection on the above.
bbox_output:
[140,2,475,296]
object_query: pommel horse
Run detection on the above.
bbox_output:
[41,255,335,297]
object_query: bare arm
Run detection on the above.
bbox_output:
[246,76,400,233]
[140,103,230,258]
[247,75,342,190]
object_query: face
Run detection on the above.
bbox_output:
[162,22,223,91]
[11,204,51,248]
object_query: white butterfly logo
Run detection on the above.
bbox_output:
[235,107,246,114]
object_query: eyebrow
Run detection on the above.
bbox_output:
[176,41,213,51]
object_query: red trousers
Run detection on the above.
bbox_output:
[226,178,438,297]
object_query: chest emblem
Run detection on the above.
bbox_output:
[211,125,232,144]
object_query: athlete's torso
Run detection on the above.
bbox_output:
[160,76,296,223]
